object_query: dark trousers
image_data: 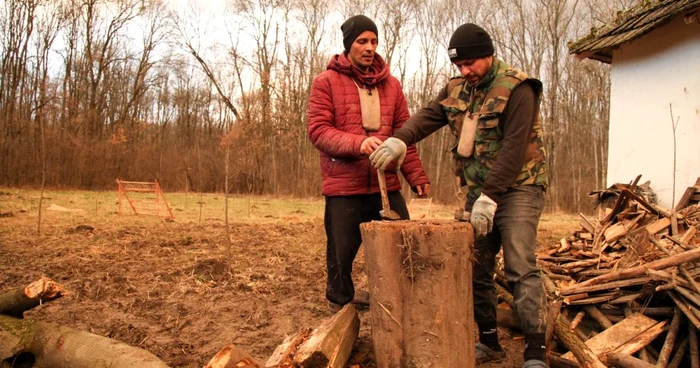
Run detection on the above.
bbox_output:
[325,192,410,305]
[473,185,547,335]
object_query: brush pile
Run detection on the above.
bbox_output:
[500,176,700,367]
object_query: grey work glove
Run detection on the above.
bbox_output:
[369,137,407,171]
[470,193,497,237]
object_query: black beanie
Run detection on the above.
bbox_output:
[448,23,494,61]
[341,15,378,52]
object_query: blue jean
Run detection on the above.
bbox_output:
[472,185,546,335]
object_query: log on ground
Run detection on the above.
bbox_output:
[0,314,169,368]
[0,277,67,318]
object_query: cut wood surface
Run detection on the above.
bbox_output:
[561,313,658,362]
[204,344,262,368]
[265,328,312,368]
[0,277,66,318]
[360,220,474,368]
[0,314,169,368]
[292,303,360,368]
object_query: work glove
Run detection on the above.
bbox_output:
[470,193,497,237]
[370,137,407,171]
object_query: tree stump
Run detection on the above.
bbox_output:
[360,220,474,368]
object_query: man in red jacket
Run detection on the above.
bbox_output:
[307,15,430,313]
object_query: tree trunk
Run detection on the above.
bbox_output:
[360,220,474,368]
[0,314,169,368]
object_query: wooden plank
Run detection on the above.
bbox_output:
[561,313,658,362]
[644,217,671,235]
[579,213,597,234]
[675,186,696,211]
[604,222,628,243]
[680,226,698,244]
[609,320,667,357]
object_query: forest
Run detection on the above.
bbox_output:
[0,0,640,212]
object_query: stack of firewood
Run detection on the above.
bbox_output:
[498,176,700,367]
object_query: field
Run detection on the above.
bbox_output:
[0,188,578,367]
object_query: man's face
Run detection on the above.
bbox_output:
[453,56,494,85]
[348,31,378,71]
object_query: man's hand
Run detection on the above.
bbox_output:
[470,193,497,237]
[414,183,430,197]
[369,137,407,170]
[360,136,383,155]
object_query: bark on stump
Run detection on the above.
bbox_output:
[360,220,474,368]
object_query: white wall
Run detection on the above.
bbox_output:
[608,14,700,208]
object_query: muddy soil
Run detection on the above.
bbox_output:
[0,201,542,367]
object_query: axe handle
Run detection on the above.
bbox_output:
[377,169,391,211]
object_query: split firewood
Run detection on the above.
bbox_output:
[266,304,359,368]
[0,277,67,318]
[679,226,697,245]
[579,213,598,235]
[0,314,169,368]
[204,344,262,368]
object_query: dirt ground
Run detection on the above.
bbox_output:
[0,190,574,367]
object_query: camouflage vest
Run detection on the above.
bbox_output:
[439,58,548,205]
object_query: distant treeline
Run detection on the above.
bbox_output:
[0,0,637,212]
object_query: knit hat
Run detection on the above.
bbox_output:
[447,23,494,61]
[341,15,378,52]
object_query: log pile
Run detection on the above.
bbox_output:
[500,176,700,367]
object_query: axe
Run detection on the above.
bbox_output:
[377,169,401,220]
[454,177,471,222]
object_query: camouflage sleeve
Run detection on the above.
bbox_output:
[481,82,537,203]
[393,83,450,146]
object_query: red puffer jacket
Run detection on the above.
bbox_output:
[308,52,429,196]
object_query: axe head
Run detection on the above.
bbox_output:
[380,209,401,221]
[454,209,471,222]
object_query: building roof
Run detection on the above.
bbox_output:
[568,0,700,63]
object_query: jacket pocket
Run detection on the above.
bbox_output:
[440,96,468,149]
[474,115,501,162]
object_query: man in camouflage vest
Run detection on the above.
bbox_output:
[371,23,548,368]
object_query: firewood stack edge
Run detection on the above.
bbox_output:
[498,176,700,367]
